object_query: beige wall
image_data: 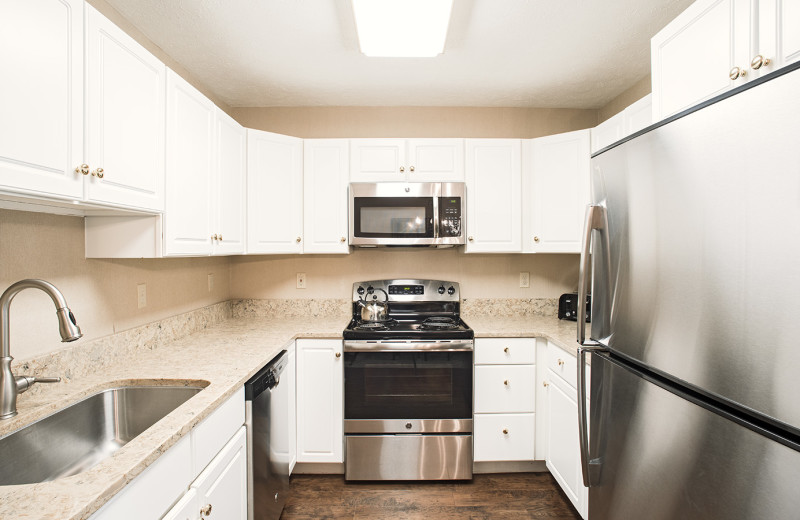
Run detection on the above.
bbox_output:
[230,106,599,138]
[0,210,232,361]
[598,74,652,123]
[230,250,579,300]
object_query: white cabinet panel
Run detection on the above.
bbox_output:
[271,344,297,474]
[161,488,198,520]
[165,70,215,255]
[296,339,343,463]
[623,93,653,136]
[780,0,800,66]
[527,130,590,253]
[85,5,165,211]
[0,0,84,199]
[474,365,536,413]
[214,109,246,255]
[247,130,303,254]
[545,374,585,516]
[350,139,406,181]
[407,139,464,182]
[474,413,535,462]
[474,338,536,365]
[192,387,245,480]
[590,113,624,154]
[192,427,247,520]
[465,139,522,253]
[303,139,350,253]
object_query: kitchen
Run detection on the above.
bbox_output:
[2,0,800,519]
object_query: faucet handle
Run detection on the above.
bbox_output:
[15,376,61,394]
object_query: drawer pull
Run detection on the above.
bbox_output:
[502,428,509,435]
[503,347,510,353]
[558,359,565,366]
[503,380,509,386]
[200,504,212,517]
[335,352,341,358]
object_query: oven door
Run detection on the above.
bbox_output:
[344,349,473,433]
[349,182,438,246]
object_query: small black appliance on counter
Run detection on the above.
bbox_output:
[558,293,591,322]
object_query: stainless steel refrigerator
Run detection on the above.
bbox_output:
[577,62,800,519]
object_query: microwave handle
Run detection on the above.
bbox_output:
[433,195,440,238]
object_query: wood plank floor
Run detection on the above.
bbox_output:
[280,473,582,519]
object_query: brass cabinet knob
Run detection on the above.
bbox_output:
[296,237,301,243]
[211,234,218,241]
[558,359,565,366]
[503,347,510,353]
[200,504,212,517]
[91,167,104,178]
[729,66,747,80]
[503,380,509,386]
[410,166,415,172]
[502,428,509,435]
[75,164,90,176]
[533,236,540,243]
[468,236,474,242]
[335,352,341,358]
[399,166,405,172]
[543,381,549,387]
[750,54,771,70]
[218,234,222,241]
[340,237,346,243]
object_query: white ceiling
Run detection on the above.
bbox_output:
[104,0,693,109]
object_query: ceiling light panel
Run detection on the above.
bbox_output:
[352,0,454,57]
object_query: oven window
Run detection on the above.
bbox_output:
[353,197,434,238]
[344,351,472,420]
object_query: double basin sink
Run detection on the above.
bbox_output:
[0,384,205,486]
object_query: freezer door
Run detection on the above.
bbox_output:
[589,354,800,520]
[589,65,800,431]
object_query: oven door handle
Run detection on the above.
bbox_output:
[343,340,474,352]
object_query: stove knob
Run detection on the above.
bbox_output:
[447,286,455,295]
[366,286,374,294]
[357,286,365,295]
[438,286,445,294]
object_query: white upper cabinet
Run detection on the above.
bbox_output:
[214,109,246,255]
[652,0,798,121]
[0,0,84,200]
[525,130,590,253]
[303,139,350,254]
[350,138,464,182]
[85,5,165,211]
[165,70,215,256]
[623,93,653,136]
[590,112,624,154]
[465,139,522,253]
[247,129,304,254]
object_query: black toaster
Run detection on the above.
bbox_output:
[558,293,591,322]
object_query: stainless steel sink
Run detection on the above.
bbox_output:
[0,385,203,486]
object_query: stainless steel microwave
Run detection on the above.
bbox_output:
[349,182,465,247]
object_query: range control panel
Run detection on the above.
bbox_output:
[438,197,462,237]
[389,285,425,295]
[352,279,460,302]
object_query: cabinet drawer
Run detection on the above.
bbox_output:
[192,387,245,479]
[547,342,578,389]
[474,413,535,462]
[474,338,535,365]
[474,365,535,413]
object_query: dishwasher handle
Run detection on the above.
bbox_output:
[244,350,287,401]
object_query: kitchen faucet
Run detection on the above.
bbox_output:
[0,279,82,419]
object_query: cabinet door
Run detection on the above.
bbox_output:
[165,70,215,255]
[296,339,343,463]
[247,130,303,254]
[193,427,247,520]
[527,130,589,253]
[85,6,165,211]
[349,139,406,181]
[406,139,465,182]
[464,139,522,253]
[775,0,800,67]
[545,374,586,517]
[622,94,653,136]
[0,0,84,199]
[303,139,350,253]
[590,113,624,154]
[651,0,751,120]
[161,489,198,520]
[214,109,246,255]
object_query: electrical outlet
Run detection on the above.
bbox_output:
[208,273,214,292]
[519,272,530,288]
[137,283,147,308]
[296,272,306,289]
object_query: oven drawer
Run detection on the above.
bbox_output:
[474,413,535,462]
[474,365,535,413]
[345,434,472,480]
[474,338,535,365]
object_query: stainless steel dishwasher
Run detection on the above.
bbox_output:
[245,350,288,520]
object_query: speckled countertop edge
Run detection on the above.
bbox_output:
[0,312,581,520]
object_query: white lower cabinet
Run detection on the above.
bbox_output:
[296,339,344,463]
[473,338,535,462]
[90,388,246,520]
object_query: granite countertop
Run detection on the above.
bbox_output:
[0,313,581,520]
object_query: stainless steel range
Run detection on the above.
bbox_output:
[343,279,474,481]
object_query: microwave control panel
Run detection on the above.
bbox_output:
[439,197,462,237]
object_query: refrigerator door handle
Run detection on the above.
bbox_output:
[578,204,607,345]
[578,345,608,487]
